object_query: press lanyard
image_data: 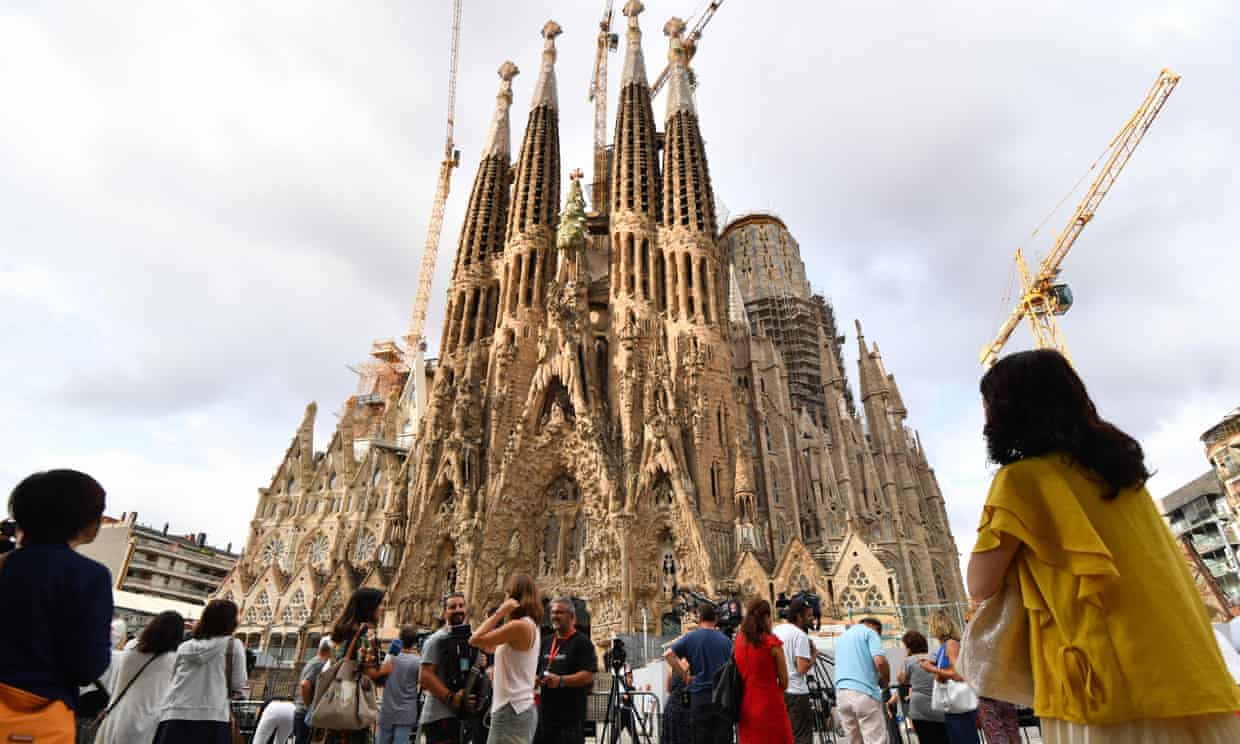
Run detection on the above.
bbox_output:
[547,629,575,672]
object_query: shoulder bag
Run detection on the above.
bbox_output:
[958,570,1035,707]
[222,638,245,744]
[81,652,163,741]
[711,653,744,723]
[929,644,978,714]
[309,629,379,730]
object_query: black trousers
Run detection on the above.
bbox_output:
[688,691,731,744]
[422,717,462,744]
[533,717,585,744]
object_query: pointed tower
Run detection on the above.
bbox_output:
[660,17,723,329]
[500,21,562,322]
[609,1,664,313]
[440,62,518,357]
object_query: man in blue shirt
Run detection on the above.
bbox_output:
[664,604,733,744]
[833,618,890,744]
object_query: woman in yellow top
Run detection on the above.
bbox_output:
[967,349,1240,743]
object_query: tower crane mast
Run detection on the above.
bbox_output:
[979,68,1179,369]
[589,0,618,212]
[651,0,724,96]
[405,0,464,362]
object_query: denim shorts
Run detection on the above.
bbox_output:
[487,702,538,744]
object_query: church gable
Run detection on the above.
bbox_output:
[828,532,897,620]
[729,550,771,602]
[770,537,828,598]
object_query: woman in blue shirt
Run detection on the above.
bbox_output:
[0,470,113,743]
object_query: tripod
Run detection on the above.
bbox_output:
[806,654,840,744]
[598,669,645,744]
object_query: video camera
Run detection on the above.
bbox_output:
[442,623,489,719]
[676,589,743,637]
[603,637,627,673]
[775,590,823,630]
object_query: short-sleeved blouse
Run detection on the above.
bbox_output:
[974,454,1240,725]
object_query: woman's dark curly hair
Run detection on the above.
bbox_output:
[981,349,1149,498]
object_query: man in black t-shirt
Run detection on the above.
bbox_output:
[534,598,598,744]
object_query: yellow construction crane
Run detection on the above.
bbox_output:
[404,0,464,362]
[588,0,618,211]
[650,0,724,97]
[979,68,1180,369]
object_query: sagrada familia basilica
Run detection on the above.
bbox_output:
[215,3,966,659]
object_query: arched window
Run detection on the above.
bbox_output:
[864,586,886,608]
[353,531,377,563]
[281,589,309,624]
[246,591,273,625]
[848,564,870,589]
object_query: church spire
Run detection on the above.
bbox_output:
[611,1,661,216]
[454,62,518,273]
[855,319,888,402]
[661,17,716,235]
[507,21,562,241]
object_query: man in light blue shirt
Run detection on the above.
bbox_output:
[833,618,889,744]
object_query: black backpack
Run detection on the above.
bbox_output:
[711,657,743,723]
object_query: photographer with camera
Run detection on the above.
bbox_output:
[663,604,733,744]
[773,598,816,744]
[420,593,482,744]
[533,598,596,744]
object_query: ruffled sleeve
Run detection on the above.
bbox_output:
[974,458,1119,608]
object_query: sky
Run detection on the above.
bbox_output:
[2,0,1237,565]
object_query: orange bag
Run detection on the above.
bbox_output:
[0,683,74,744]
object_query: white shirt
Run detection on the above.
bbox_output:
[253,700,296,744]
[491,617,540,714]
[774,622,813,695]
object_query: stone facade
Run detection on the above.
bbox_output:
[215,5,966,657]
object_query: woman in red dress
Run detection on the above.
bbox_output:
[734,598,794,744]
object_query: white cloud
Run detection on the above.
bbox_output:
[2,0,1237,564]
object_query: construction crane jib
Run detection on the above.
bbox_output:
[650,0,723,96]
[405,0,464,364]
[978,68,1180,369]
[589,0,618,211]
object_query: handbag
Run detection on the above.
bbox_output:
[222,638,245,744]
[81,652,163,742]
[958,570,1035,708]
[931,677,979,714]
[309,630,379,730]
[711,656,744,723]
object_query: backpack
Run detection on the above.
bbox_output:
[711,656,743,723]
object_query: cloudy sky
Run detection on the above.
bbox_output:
[3,0,1236,563]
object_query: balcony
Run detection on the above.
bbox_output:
[122,576,210,604]
[1203,558,1237,578]
[128,558,226,592]
[133,538,236,569]
[1193,535,1225,554]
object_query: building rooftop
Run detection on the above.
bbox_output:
[1162,471,1225,515]
[1202,407,1240,446]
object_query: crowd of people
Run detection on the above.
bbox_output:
[3,349,1240,744]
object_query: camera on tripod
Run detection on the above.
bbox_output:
[603,637,627,673]
[775,590,823,630]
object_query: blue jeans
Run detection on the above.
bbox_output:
[376,723,415,744]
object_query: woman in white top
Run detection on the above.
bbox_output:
[94,611,183,744]
[154,599,248,744]
[470,574,542,744]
